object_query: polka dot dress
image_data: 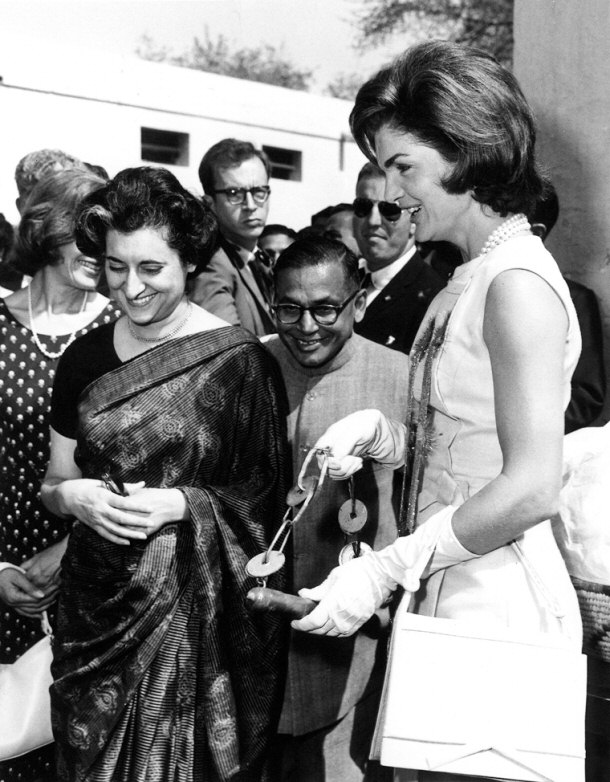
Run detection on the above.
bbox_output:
[0,298,121,782]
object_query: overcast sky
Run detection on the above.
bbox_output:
[2,0,411,92]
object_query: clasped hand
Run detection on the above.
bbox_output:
[66,479,188,545]
[0,537,70,617]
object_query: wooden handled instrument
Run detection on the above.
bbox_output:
[245,587,316,619]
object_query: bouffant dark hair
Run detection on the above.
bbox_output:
[75,167,217,276]
[350,40,547,216]
[13,168,106,276]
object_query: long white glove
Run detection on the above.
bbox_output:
[314,409,407,479]
[292,506,479,637]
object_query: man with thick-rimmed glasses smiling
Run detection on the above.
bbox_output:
[263,235,409,781]
[188,138,276,336]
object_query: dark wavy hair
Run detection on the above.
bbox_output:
[350,40,547,216]
[75,167,217,277]
[13,168,106,275]
[272,235,361,292]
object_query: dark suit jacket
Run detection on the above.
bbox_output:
[354,251,446,354]
[565,278,606,433]
[187,236,275,337]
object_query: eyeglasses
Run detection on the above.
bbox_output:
[213,186,271,206]
[272,290,360,326]
[353,197,409,223]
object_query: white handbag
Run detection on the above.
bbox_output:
[0,564,54,761]
[372,602,587,782]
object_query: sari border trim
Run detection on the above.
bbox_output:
[79,326,259,414]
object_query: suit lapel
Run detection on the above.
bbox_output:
[221,238,274,325]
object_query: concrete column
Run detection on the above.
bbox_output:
[514,0,610,421]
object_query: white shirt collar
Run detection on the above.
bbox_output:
[367,244,417,291]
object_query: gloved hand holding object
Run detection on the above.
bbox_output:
[292,505,482,636]
[312,408,407,479]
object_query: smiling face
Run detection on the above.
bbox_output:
[105,226,195,328]
[56,241,103,291]
[374,125,474,248]
[211,156,270,251]
[274,261,366,369]
[353,174,414,272]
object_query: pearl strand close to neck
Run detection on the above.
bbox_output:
[479,213,531,258]
[27,284,89,360]
[127,302,193,344]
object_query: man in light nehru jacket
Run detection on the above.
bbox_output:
[189,138,275,336]
[265,235,408,782]
[353,162,444,354]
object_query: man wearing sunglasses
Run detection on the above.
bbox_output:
[264,235,409,782]
[353,162,444,354]
[188,138,276,336]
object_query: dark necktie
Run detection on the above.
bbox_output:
[249,250,273,306]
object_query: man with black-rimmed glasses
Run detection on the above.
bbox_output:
[189,138,276,335]
[353,162,444,354]
[263,235,408,782]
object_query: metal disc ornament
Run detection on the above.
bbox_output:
[338,540,372,565]
[246,550,286,578]
[286,476,318,507]
[337,499,368,533]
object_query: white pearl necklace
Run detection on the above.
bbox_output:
[27,284,88,360]
[479,213,531,258]
[127,302,193,344]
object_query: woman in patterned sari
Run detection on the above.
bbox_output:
[41,167,289,782]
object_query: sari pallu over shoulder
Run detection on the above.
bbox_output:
[51,327,290,782]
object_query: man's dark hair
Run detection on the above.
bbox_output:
[198,138,270,195]
[310,205,334,228]
[356,162,384,184]
[260,223,297,241]
[273,235,361,291]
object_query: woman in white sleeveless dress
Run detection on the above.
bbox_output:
[292,41,584,782]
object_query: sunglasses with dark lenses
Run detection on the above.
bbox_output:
[353,197,409,223]
[213,186,271,206]
[272,290,360,326]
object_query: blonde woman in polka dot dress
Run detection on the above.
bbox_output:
[0,169,121,782]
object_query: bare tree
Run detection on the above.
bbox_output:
[137,30,313,91]
[354,0,514,69]
[325,72,365,100]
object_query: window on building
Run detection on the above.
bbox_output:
[141,128,189,166]
[263,145,302,181]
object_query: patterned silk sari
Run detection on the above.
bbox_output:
[50,328,289,782]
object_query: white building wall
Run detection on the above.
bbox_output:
[0,39,366,228]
